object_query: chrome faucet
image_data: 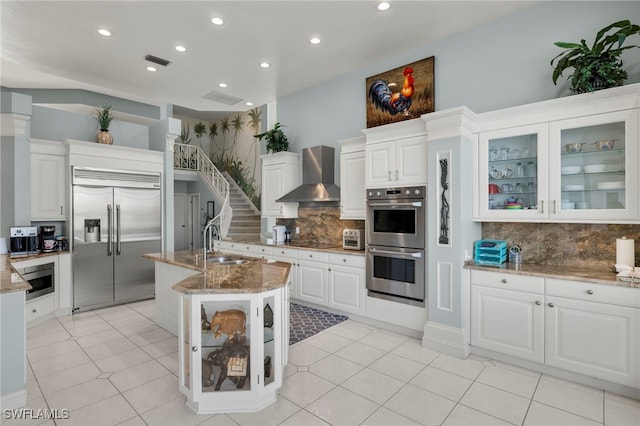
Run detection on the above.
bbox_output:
[202,222,220,263]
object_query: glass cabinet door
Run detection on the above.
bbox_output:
[548,109,639,221]
[476,123,549,220]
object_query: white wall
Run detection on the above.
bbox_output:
[278,1,640,185]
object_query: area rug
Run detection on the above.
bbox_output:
[289,303,348,345]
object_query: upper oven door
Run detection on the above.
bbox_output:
[366,199,425,249]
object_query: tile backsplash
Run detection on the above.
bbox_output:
[277,207,364,246]
[482,222,640,268]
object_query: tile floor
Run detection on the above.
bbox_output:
[9,300,640,426]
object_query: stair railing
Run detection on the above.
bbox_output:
[174,143,231,238]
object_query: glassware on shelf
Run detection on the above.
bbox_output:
[516,162,524,177]
[500,147,509,161]
[526,161,536,177]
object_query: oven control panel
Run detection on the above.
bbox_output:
[367,186,425,200]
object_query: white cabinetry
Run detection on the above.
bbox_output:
[177,288,285,414]
[363,119,427,188]
[475,85,639,223]
[545,279,639,388]
[327,253,365,315]
[296,250,329,306]
[365,136,427,187]
[338,136,366,219]
[12,254,69,326]
[470,269,640,389]
[260,152,300,218]
[154,262,199,335]
[470,270,544,363]
[30,139,66,221]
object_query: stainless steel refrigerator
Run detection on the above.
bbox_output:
[72,167,161,312]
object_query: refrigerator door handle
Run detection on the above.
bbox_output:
[107,204,113,256]
[116,204,121,255]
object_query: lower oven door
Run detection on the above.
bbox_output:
[366,245,425,307]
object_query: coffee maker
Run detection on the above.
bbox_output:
[39,225,56,252]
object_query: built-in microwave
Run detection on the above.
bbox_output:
[16,262,55,301]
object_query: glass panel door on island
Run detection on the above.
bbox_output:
[549,110,639,221]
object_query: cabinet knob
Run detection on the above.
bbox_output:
[535,301,541,305]
[32,308,36,313]
[328,268,331,272]
[548,302,555,308]
[501,278,508,284]
[309,254,313,258]
[343,258,346,262]
[192,346,198,352]
[586,289,594,295]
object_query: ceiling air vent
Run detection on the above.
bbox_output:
[202,90,243,106]
[144,54,171,67]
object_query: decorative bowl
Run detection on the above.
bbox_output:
[595,139,616,151]
[564,143,585,154]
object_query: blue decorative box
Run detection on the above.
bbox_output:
[474,240,508,266]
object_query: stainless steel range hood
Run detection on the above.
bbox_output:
[276,145,340,205]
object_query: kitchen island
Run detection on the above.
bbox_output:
[143,250,292,414]
[0,255,31,409]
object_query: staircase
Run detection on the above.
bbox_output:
[224,172,262,241]
[173,142,262,242]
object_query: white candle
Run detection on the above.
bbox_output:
[616,237,635,267]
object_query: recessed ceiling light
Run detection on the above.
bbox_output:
[378,2,391,11]
[310,37,321,45]
[260,62,271,69]
[246,102,254,106]
[218,83,228,88]
[175,45,186,53]
[211,17,223,25]
[98,28,111,37]
[146,66,157,72]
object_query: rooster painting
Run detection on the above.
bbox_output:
[365,56,434,128]
[369,67,415,116]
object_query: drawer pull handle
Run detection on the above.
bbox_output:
[343,259,346,262]
[586,289,594,295]
[501,279,508,284]
[535,301,541,305]
[548,302,555,308]
[32,309,36,313]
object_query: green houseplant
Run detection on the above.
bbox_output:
[94,102,115,144]
[254,122,289,154]
[550,20,640,94]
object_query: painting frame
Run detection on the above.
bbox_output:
[365,56,435,128]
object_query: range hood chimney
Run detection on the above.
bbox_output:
[276,145,340,206]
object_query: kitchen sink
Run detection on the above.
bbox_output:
[207,256,248,265]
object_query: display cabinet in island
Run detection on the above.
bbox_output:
[143,250,292,414]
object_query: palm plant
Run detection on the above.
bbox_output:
[219,117,231,159]
[178,124,192,144]
[194,122,206,149]
[246,108,262,179]
[550,20,640,93]
[231,113,244,147]
[208,122,218,161]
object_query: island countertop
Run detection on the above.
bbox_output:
[143,250,292,294]
[1,255,32,294]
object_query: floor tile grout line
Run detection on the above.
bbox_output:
[520,371,543,426]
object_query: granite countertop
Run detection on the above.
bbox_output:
[144,250,292,295]
[1,255,32,294]
[465,261,639,289]
[220,239,366,256]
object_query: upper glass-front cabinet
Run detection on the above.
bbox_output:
[548,110,638,221]
[476,109,639,222]
[477,123,549,220]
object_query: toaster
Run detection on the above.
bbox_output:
[343,229,364,250]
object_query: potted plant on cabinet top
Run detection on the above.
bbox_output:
[254,122,289,154]
[95,102,115,144]
[550,20,640,94]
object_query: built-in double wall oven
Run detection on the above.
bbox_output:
[366,186,426,307]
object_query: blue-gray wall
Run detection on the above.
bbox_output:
[279,1,640,185]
